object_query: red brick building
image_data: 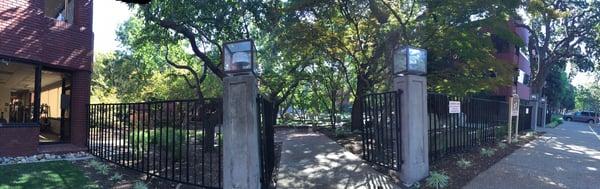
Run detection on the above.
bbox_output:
[494,19,532,100]
[0,0,93,156]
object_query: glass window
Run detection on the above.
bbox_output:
[517,69,526,84]
[0,61,37,125]
[44,0,75,24]
[39,69,71,143]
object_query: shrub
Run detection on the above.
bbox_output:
[480,148,496,157]
[426,171,449,189]
[551,117,563,124]
[456,158,472,169]
[129,127,204,160]
[497,142,507,149]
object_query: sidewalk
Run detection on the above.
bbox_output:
[464,122,600,189]
[275,129,400,189]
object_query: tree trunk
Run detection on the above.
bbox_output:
[330,91,337,129]
[198,92,216,151]
[272,102,280,126]
[351,73,368,131]
[531,62,552,96]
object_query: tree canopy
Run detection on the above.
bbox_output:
[91,0,594,127]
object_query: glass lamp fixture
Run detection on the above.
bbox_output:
[223,39,257,76]
[393,45,427,76]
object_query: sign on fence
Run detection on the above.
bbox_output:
[511,97,520,116]
[449,101,461,113]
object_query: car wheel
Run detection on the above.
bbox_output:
[588,120,595,124]
[565,117,572,121]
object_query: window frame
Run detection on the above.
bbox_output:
[44,0,75,24]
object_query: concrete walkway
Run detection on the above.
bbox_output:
[464,122,600,189]
[275,129,400,189]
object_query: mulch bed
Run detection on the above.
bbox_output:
[424,132,544,189]
[75,136,284,189]
[318,127,545,189]
[72,158,205,189]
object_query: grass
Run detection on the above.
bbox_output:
[0,161,98,189]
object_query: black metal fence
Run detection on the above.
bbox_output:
[87,99,223,188]
[257,96,276,188]
[518,101,533,131]
[361,90,402,171]
[428,94,509,162]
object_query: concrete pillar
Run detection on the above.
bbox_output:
[541,101,547,128]
[223,75,261,189]
[393,75,429,186]
[531,97,539,131]
[507,96,513,144]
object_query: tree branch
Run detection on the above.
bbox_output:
[144,6,226,79]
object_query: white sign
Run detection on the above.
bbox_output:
[511,98,520,116]
[449,101,461,113]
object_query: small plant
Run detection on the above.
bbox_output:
[456,158,472,169]
[497,142,508,149]
[480,148,496,157]
[133,181,148,189]
[94,163,110,175]
[109,173,123,181]
[426,171,449,189]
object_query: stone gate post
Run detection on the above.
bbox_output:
[223,75,261,189]
[530,95,539,131]
[540,97,548,128]
[394,75,429,186]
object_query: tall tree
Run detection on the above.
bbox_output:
[281,0,520,130]
[518,0,600,95]
[542,64,574,112]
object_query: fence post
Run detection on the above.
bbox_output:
[394,75,429,186]
[507,96,513,144]
[223,75,261,189]
[530,95,539,131]
[541,98,547,128]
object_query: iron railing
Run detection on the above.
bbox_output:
[257,96,276,188]
[361,90,402,171]
[428,94,509,162]
[87,99,222,188]
[518,101,533,131]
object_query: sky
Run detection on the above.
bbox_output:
[93,1,133,54]
[570,69,595,87]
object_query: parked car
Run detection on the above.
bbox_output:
[563,111,599,123]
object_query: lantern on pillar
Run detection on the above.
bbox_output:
[393,45,427,76]
[223,39,257,76]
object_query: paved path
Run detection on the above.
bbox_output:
[275,129,400,189]
[464,121,600,189]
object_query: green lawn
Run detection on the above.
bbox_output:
[0,161,98,189]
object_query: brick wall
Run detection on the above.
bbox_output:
[0,0,93,155]
[70,71,91,147]
[0,126,39,157]
[493,20,532,99]
[0,0,93,71]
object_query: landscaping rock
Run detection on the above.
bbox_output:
[0,152,93,165]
